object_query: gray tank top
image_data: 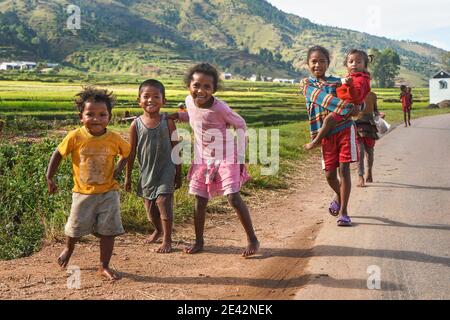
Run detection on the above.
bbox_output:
[135,114,176,200]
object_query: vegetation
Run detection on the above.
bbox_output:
[0,0,447,86]
[370,48,401,88]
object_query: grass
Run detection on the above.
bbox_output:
[1,79,449,260]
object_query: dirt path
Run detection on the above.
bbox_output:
[0,154,335,300]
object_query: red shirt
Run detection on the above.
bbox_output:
[336,72,371,105]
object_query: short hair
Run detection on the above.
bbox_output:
[400,85,407,91]
[184,63,222,92]
[138,79,166,98]
[75,86,115,115]
[344,49,374,68]
[307,46,331,65]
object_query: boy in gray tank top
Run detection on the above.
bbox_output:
[125,80,182,253]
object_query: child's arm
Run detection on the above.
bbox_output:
[301,79,358,117]
[114,156,129,180]
[45,149,63,194]
[168,111,190,123]
[125,120,137,192]
[167,118,182,190]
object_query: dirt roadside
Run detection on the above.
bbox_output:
[0,154,334,300]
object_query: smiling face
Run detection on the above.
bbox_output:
[189,72,215,107]
[79,101,110,136]
[138,85,165,114]
[346,53,366,74]
[308,51,329,80]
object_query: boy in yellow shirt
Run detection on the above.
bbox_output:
[46,87,130,281]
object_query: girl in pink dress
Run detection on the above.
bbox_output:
[174,63,259,257]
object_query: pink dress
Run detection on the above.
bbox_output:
[178,95,250,199]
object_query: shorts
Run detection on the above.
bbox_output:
[321,125,359,171]
[65,190,125,238]
[357,136,376,149]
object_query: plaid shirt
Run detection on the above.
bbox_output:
[300,76,355,138]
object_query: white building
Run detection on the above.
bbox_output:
[0,61,37,71]
[430,70,450,104]
[223,72,232,80]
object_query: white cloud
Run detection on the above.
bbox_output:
[267,0,450,50]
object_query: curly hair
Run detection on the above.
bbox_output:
[138,79,166,98]
[75,86,116,115]
[184,63,222,92]
[343,49,374,69]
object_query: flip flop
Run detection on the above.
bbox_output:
[337,216,352,227]
[328,200,340,217]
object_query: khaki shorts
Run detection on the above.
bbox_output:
[65,190,125,238]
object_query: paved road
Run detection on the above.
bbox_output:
[295,114,450,300]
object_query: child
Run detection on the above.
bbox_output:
[45,87,131,280]
[356,91,381,187]
[400,85,412,127]
[304,49,371,150]
[172,63,259,256]
[125,79,181,253]
[299,46,359,226]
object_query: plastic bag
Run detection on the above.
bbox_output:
[374,116,390,135]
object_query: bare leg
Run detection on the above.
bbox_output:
[184,195,208,254]
[408,110,411,126]
[325,167,341,205]
[98,236,119,280]
[365,146,374,183]
[58,236,79,268]
[144,199,162,244]
[227,192,260,257]
[357,142,365,187]
[404,112,408,127]
[305,115,336,150]
[155,194,173,253]
[338,163,351,217]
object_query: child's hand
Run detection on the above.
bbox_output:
[46,178,58,194]
[174,174,182,190]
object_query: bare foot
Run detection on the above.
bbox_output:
[242,240,260,257]
[98,267,120,281]
[184,241,204,254]
[156,241,172,254]
[304,141,319,150]
[366,175,373,183]
[57,247,74,268]
[144,230,162,244]
[357,176,365,187]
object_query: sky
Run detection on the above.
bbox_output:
[267,0,450,51]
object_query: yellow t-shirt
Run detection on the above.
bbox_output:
[58,126,131,194]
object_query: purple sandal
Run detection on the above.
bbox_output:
[337,216,352,227]
[328,200,340,217]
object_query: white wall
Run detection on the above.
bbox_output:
[430,78,450,104]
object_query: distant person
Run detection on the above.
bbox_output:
[170,63,259,256]
[355,91,382,187]
[300,46,359,226]
[400,85,412,127]
[125,79,181,253]
[0,120,4,134]
[45,87,130,280]
[304,49,372,150]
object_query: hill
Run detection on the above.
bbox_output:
[0,0,447,86]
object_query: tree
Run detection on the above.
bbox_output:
[370,48,401,88]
